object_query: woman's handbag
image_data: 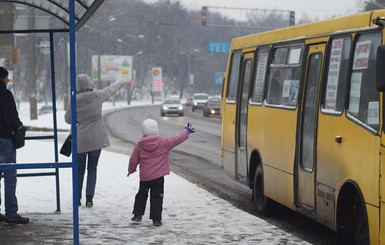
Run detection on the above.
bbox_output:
[60,134,72,157]
[12,125,27,149]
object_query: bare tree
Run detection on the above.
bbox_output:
[364,0,385,10]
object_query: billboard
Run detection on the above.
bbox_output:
[91,55,133,82]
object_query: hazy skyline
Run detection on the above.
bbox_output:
[143,0,363,22]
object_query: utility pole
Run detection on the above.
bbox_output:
[63,36,69,110]
[28,7,38,119]
[0,3,15,70]
[0,4,25,113]
[0,3,16,71]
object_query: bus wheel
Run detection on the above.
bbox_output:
[337,191,369,245]
[253,164,271,215]
[353,200,369,245]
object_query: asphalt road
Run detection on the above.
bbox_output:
[104,104,338,245]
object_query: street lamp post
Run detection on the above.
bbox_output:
[128,50,143,105]
[57,36,70,110]
[180,49,199,99]
[38,40,50,105]
[116,38,144,105]
[83,25,103,89]
[28,7,38,120]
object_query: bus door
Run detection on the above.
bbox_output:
[236,53,253,184]
[296,44,325,217]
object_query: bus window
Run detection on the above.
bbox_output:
[301,52,322,170]
[288,46,302,64]
[250,46,269,104]
[272,47,287,64]
[322,36,352,113]
[267,69,285,104]
[347,32,381,132]
[227,51,242,102]
[266,45,303,107]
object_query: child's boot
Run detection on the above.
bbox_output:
[131,215,142,222]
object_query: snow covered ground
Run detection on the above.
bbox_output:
[0,100,312,244]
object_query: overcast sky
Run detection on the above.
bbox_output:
[144,0,364,22]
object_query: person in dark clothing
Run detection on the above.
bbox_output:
[0,66,29,224]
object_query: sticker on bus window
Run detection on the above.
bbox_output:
[288,48,302,64]
[348,72,362,114]
[325,39,343,110]
[367,101,379,125]
[253,52,269,102]
[282,80,299,105]
[353,40,371,70]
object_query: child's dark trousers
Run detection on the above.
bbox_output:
[132,176,164,220]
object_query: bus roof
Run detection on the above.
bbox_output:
[231,10,385,49]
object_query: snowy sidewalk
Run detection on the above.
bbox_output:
[0,101,312,244]
[0,139,312,244]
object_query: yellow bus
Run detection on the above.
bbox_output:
[221,10,385,244]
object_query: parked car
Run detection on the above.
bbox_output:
[160,97,184,117]
[203,98,221,117]
[192,93,209,112]
[38,105,53,115]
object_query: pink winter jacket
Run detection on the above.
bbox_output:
[128,130,189,181]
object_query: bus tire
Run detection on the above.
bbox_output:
[337,187,369,245]
[353,200,370,245]
[253,164,271,215]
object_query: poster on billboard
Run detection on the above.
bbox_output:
[92,55,133,82]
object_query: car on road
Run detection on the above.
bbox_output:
[185,96,193,106]
[192,93,209,112]
[38,105,53,115]
[203,98,221,117]
[160,97,184,117]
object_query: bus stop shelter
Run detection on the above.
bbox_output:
[0,0,105,244]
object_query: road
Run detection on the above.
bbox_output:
[104,104,338,245]
[105,104,221,165]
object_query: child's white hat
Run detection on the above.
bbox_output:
[141,119,159,136]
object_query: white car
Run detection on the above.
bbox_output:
[192,93,209,112]
[160,98,184,117]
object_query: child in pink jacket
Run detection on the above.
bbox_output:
[127,119,195,226]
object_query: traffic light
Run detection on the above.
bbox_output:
[290,11,295,26]
[201,6,207,26]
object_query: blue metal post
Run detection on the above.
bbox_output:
[49,31,61,212]
[69,0,79,244]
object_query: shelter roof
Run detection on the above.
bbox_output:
[0,0,105,30]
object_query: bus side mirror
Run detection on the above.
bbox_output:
[376,45,385,91]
